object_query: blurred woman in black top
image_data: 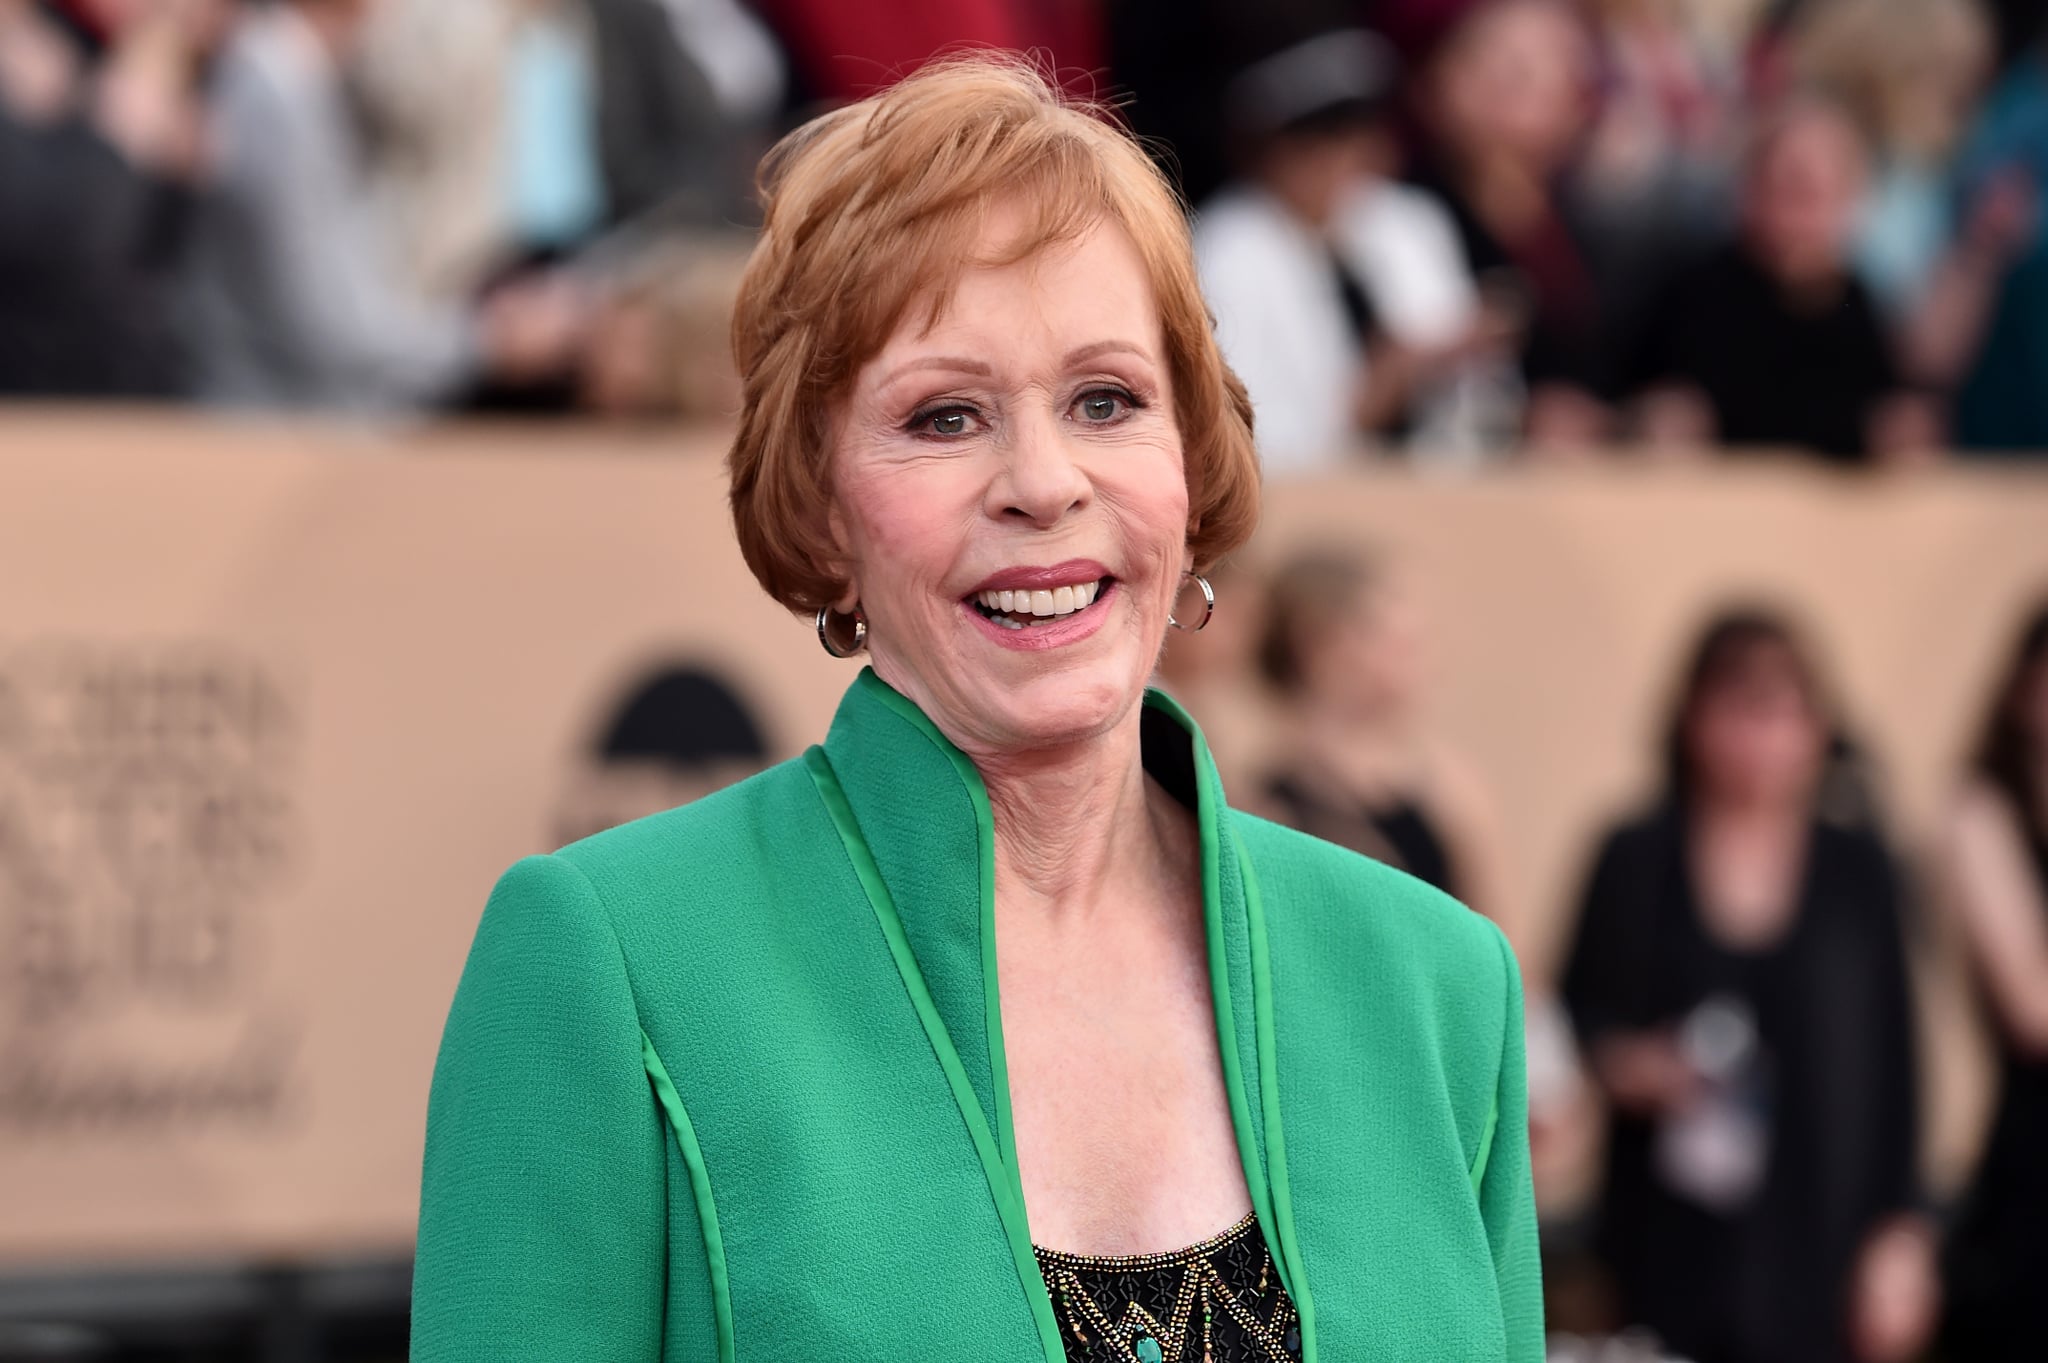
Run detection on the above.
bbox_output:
[1941,601,2048,1363]
[1254,546,1515,932]
[1562,608,1934,1363]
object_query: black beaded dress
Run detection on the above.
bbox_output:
[1033,1214,1303,1363]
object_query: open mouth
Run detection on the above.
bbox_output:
[967,577,1112,631]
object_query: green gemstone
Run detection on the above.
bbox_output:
[1134,1335,1164,1363]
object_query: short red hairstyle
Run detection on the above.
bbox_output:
[726,53,1260,614]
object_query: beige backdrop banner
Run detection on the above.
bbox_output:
[1,409,2045,1267]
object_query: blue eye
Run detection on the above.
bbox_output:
[909,405,980,438]
[1074,389,1136,423]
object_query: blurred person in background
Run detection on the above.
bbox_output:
[1253,546,1515,932]
[0,0,226,396]
[1561,608,1935,1363]
[1789,0,1995,320]
[569,230,751,422]
[352,0,774,308]
[1570,0,1758,371]
[1112,0,1385,213]
[1940,600,2048,1361]
[1194,27,1524,476]
[1788,0,2046,459]
[1940,33,2048,454]
[1628,97,1940,462]
[1251,543,1597,1252]
[1413,0,1618,450]
[179,0,585,413]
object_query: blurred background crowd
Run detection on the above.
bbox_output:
[1162,551,2048,1363]
[4,0,2048,1360]
[3,0,2048,459]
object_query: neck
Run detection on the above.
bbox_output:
[1463,153,1546,223]
[974,711,1179,923]
[1749,239,1845,302]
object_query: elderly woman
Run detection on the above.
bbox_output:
[411,57,1539,1363]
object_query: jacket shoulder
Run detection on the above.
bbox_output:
[1230,808,1513,996]
[546,753,827,925]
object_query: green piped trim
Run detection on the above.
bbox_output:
[640,1030,734,1363]
[1233,828,1318,1363]
[1148,689,1286,1282]
[1469,1099,1501,1195]
[855,671,1017,1168]
[804,745,1067,1363]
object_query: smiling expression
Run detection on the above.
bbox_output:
[829,212,1190,758]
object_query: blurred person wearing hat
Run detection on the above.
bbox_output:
[1194,27,1523,476]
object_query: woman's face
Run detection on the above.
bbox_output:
[829,213,1189,760]
[1433,0,1592,172]
[1744,110,1868,285]
[1685,646,1827,807]
[1305,579,1427,719]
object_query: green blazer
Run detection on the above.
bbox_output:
[412,670,1541,1361]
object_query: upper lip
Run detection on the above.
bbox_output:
[966,560,1112,595]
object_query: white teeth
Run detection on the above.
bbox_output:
[973,578,1106,621]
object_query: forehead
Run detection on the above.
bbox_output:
[872,212,1164,367]
[1703,642,1811,698]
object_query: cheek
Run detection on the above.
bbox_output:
[837,465,979,604]
[1754,718,1822,776]
[1098,444,1191,574]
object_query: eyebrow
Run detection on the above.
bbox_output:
[877,356,994,388]
[1062,339,1155,367]
[875,340,1157,391]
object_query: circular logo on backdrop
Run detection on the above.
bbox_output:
[552,661,773,848]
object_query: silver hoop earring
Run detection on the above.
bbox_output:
[1168,572,1215,633]
[815,604,867,658]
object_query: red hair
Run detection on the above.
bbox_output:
[727,53,1260,613]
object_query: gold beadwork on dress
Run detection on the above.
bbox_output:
[1033,1213,1302,1363]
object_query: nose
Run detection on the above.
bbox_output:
[987,407,1089,528]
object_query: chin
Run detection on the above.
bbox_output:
[971,657,1147,753]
